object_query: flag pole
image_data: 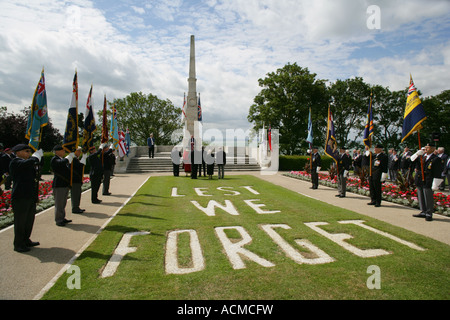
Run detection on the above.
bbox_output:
[369,90,372,178]
[418,130,425,182]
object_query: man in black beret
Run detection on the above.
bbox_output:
[9,144,43,252]
[367,144,388,207]
[310,146,321,189]
[51,145,72,226]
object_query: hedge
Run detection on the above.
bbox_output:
[279,155,335,171]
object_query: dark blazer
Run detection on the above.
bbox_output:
[88,148,104,178]
[371,152,388,180]
[9,156,40,200]
[311,152,321,169]
[102,149,114,171]
[415,153,444,188]
[337,153,351,174]
[51,156,71,188]
[71,157,85,184]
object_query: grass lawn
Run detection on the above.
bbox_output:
[42,175,450,300]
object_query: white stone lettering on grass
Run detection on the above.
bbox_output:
[241,186,260,195]
[304,222,390,258]
[165,229,205,275]
[171,187,185,197]
[339,220,425,251]
[101,231,150,278]
[215,226,275,270]
[191,200,240,216]
[260,224,335,265]
[244,199,281,214]
[194,187,212,196]
[217,186,241,196]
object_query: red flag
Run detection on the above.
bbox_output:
[101,94,108,143]
[268,125,272,151]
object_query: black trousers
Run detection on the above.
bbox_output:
[90,175,102,202]
[369,176,382,204]
[12,197,36,249]
[148,146,154,158]
[311,170,319,188]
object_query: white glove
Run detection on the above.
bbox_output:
[307,149,311,154]
[432,178,443,191]
[317,167,321,173]
[65,152,75,164]
[80,154,88,165]
[344,170,349,177]
[32,149,44,161]
[411,149,425,162]
[381,172,388,182]
[365,150,370,157]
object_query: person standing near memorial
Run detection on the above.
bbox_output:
[336,147,351,198]
[102,145,114,196]
[70,147,87,214]
[147,133,155,159]
[217,147,226,179]
[51,145,72,227]
[367,144,388,207]
[310,146,321,189]
[412,143,444,221]
[88,144,105,204]
[9,144,43,252]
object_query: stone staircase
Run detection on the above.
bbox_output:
[126,152,261,173]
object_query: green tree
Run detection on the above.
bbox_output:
[329,77,371,148]
[111,92,182,146]
[421,89,450,152]
[248,63,329,155]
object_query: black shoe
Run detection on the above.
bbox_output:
[63,219,72,224]
[72,209,84,214]
[103,192,111,195]
[56,221,66,227]
[367,202,376,205]
[375,204,381,207]
[335,194,341,197]
[339,195,346,198]
[14,246,30,253]
[92,199,102,204]
[413,213,426,218]
[425,215,433,221]
[26,240,40,247]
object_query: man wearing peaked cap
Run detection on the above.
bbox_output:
[9,144,43,252]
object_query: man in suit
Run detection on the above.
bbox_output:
[310,146,321,189]
[367,144,388,207]
[51,145,72,226]
[336,147,351,198]
[171,147,182,176]
[400,146,412,177]
[216,147,226,179]
[9,144,43,252]
[436,147,448,191]
[412,143,444,221]
[147,133,155,158]
[102,145,114,196]
[70,147,87,214]
[88,144,105,204]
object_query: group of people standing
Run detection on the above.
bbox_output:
[2,142,116,253]
[309,142,447,221]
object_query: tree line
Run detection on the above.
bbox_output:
[248,63,449,155]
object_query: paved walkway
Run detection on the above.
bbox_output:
[0,171,449,300]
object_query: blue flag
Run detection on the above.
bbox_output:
[26,68,49,151]
[363,92,374,148]
[401,75,427,142]
[110,103,119,150]
[63,71,79,153]
[82,85,96,153]
[306,108,313,145]
[324,106,339,164]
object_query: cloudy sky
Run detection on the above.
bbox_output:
[0,0,449,140]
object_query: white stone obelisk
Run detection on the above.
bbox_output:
[183,35,201,152]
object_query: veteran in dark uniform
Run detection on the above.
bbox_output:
[88,144,105,204]
[171,147,182,177]
[51,145,72,226]
[70,147,87,214]
[412,142,443,221]
[102,145,114,196]
[9,144,43,252]
[310,146,321,189]
[367,144,388,207]
[336,147,351,198]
